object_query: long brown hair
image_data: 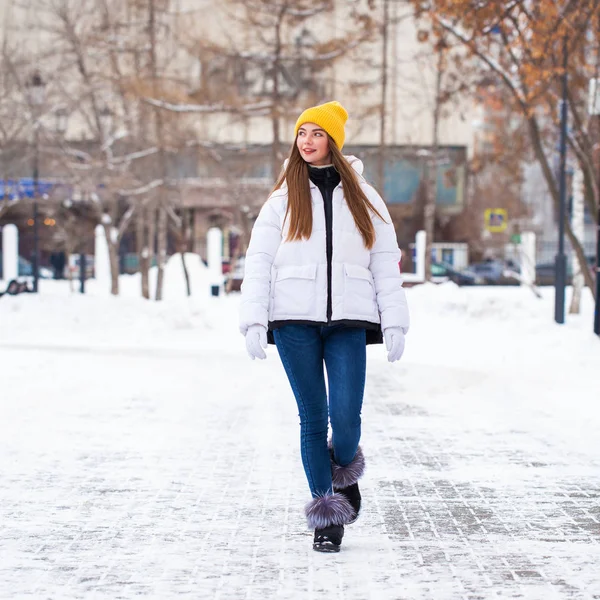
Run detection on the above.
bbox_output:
[272,136,387,250]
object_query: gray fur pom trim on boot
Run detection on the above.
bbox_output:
[305,493,356,529]
[329,445,365,489]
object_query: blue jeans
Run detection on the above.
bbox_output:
[273,325,366,497]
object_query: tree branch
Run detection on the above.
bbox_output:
[141,97,273,114]
[118,179,164,197]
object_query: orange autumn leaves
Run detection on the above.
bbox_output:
[409,0,600,111]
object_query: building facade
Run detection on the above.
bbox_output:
[1,0,477,271]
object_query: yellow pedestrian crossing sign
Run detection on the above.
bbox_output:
[484,209,508,233]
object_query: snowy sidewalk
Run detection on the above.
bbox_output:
[1,283,600,599]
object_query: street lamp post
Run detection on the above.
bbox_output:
[589,78,600,336]
[555,36,568,324]
[79,245,87,293]
[27,72,45,293]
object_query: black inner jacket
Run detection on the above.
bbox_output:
[267,164,383,346]
[308,165,340,322]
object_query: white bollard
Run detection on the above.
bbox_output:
[520,232,536,287]
[94,224,110,283]
[1,224,19,282]
[207,227,224,296]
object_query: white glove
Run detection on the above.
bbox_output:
[245,324,268,360]
[384,327,406,363]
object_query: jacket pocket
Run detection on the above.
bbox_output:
[273,264,318,317]
[343,263,376,317]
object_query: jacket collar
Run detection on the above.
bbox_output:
[280,155,365,190]
[307,164,340,190]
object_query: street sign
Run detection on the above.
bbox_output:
[0,178,54,200]
[484,208,508,233]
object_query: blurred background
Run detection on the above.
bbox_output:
[0,0,598,310]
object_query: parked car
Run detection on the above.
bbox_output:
[463,260,521,285]
[0,252,53,280]
[535,262,571,286]
[431,262,481,286]
[535,256,595,286]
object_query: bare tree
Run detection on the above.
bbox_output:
[0,13,30,221]
[410,0,600,297]
[19,0,196,298]
[377,0,389,193]
[19,0,141,294]
[570,167,585,313]
[423,40,444,280]
[146,0,374,177]
[8,0,379,301]
[147,0,169,301]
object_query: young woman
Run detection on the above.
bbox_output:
[239,101,409,552]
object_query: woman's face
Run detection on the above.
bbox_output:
[296,123,331,166]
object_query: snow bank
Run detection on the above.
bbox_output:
[117,253,213,301]
[0,253,236,348]
[1,273,597,370]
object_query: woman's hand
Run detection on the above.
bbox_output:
[245,325,268,360]
[384,327,406,363]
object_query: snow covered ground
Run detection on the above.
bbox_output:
[1,258,599,599]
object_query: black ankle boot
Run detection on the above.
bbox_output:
[305,493,354,552]
[335,482,361,523]
[329,444,365,523]
[313,524,344,552]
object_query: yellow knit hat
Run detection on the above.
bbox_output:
[294,101,348,150]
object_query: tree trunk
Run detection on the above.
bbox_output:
[424,46,443,281]
[527,115,596,295]
[390,0,398,147]
[434,19,596,297]
[109,245,120,296]
[64,238,75,293]
[570,167,585,313]
[137,204,150,299]
[378,0,389,194]
[154,206,168,301]
[272,106,281,181]
[104,224,120,296]
[270,9,284,180]
[148,203,157,290]
[181,208,192,296]
[148,0,169,301]
[181,251,191,297]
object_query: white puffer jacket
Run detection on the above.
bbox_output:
[239,157,409,336]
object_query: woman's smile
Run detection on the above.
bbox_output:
[297,123,331,165]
